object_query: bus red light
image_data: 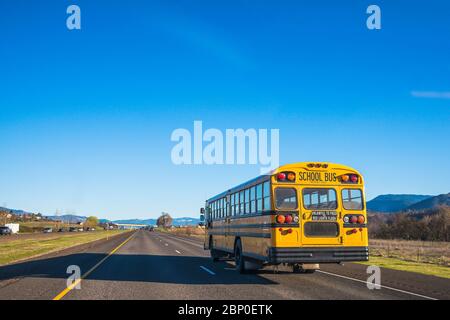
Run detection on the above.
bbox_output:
[285,215,293,223]
[288,228,293,234]
[276,215,286,224]
[350,175,358,183]
[350,216,358,223]
[277,173,286,181]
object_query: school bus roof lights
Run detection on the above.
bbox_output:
[306,163,328,168]
[340,174,359,183]
[276,171,296,182]
[277,172,286,181]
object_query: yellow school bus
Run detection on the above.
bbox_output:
[201,162,369,273]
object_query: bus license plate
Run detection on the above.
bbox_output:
[311,211,337,221]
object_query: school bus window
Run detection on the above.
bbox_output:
[250,186,256,213]
[275,188,298,210]
[230,194,235,216]
[224,198,228,216]
[234,193,239,215]
[239,191,245,215]
[216,200,219,218]
[215,201,218,218]
[256,184,263,212]
[263,181,271,211]
[244,189,250,214]
[303,188,337,210]
[342,189,363,210]
[222,198,225,217]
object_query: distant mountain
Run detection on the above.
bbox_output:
[112,218,156,225]
[367,194,432,213]
[47,214,87,223]
[406,193,450,211]
[0,207,34,215]
[111,217,200,226]
[172,217,200,226]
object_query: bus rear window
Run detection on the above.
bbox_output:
[275,188,298,210]
[302,188,337,210]
[342,189,363,210]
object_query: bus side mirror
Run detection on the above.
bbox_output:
[200,214,205,222]
[200,208,205,214]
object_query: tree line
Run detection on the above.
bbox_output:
[369,206,450,241]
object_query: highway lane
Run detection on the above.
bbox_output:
[0,230,448,300]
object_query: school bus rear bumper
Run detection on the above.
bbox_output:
[268,246,369,264]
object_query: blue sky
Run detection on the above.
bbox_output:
[0,0,449,219]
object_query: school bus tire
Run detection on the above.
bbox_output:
[209,236,220,262]
[234,238,246,274]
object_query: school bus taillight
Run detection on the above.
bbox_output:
[357,215,365,224]
[276,215,286,224]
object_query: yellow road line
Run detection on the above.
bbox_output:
[53,232,136,300]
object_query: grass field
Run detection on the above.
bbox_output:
[0,230,129,266]
[358,256,450,279]
[369,239,449,266]
[157,226,205,241]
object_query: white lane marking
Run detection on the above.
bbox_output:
[200,265,216,275]
[317,270,438,300]
[175,250,181,254]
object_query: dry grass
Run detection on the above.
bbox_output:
[158,226,205,241]
[369,239,449,266]
[0,230,128,266]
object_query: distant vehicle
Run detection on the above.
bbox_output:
[5,223,19,234]
[90,228,96,231]
[0,226,12,236]
[149,227,154,231]
[43,227,53,233]
[69,227,77,232]
[57,228,65,232]
[78,228,84,232]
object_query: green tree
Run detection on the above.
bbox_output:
[157,213,173,228]
[84,216,99,228]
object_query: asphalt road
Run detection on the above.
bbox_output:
[0,230,448,300]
